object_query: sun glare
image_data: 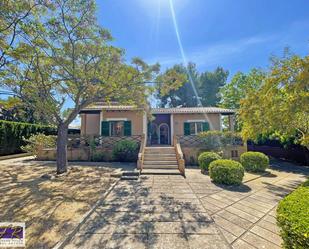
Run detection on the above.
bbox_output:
[138,0,189,15]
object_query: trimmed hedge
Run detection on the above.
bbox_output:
[198,152,221,171]
[112,140,139,162]
[209,159,244,185]
[0,120,56,156]
[277,179,309,249]
[240,151,269,172]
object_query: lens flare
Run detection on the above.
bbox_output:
[168,0,211,126]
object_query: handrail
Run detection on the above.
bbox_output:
[137,133,146,172]
[173,135,185,176]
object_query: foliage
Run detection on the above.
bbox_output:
[219,69,266,131]
[199,67,229,106]
[0,96,48,123]
[157,63,228,107]
[209,159,244,185]
[240,152,269,172]
[240,53,309,149]
[157,63,198,107]
[198,131,243,152]
[220,69,266,110]
[21,133,56,156]
[0,0,49,69]
[0,120,56,156]
[198,152,221,171]
[0,0,185,173]
[277,181,309,249]
[112,140,139,162]
[91,151,108,162]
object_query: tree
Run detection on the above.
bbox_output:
[157,63,229,107]
[199,67,229,106]
[240,53,309,149]
[0,0,48,69]
[157,63,197,107]
[220,69,266,109]
[0,96,48,123]
[1,0,185,174]
[219,69,266,131]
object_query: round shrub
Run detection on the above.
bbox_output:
[240,152,269,172]
[209,159,244,185]
[277,183,309,249]
[112,140,139,162]
[198,152,221,171]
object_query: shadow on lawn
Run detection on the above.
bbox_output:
[0,161,114,249]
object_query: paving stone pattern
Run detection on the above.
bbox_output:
[64,163,308,249]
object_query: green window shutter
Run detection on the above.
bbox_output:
[203,122,210,131]
[184,122,190,135]
[101,121,110,136]
[124,121,132,136]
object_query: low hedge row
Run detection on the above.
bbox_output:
[277,179,309,249]
[0,120,56,156]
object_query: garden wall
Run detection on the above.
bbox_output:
[0,120,57,156]
[181,145,247,165]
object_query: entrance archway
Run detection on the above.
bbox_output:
[159,123,170,145]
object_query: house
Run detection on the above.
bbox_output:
[79,102,235,145]
[38,102,243,174]
[77,102,242,175]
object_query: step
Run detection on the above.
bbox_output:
[122,171,140,177]
[144,156,177,161]
[144,151,176,155]
[141,169,182,175]
[121,175,139,180]
[142,165,178,169]
[143,161,178,165]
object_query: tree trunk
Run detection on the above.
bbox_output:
[56,123,68,174]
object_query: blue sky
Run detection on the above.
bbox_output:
[97,0,309,76]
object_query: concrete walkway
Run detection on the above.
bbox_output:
[64,162,308,249]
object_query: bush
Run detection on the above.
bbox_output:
[112,140,139,162]
[0,120,56,156]
[209,159,244,185]
[240,151,269,172]
[91,151,108,162]
[277,180,309,249]
[198,152,221,171]
[21,133,56,156]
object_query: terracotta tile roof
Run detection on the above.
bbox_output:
[151,107,235,114]
[82,103,141,111]
[81,103,235,114]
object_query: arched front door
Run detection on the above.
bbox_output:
[159,123,169,145]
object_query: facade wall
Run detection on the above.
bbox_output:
[80,111,222,137]
[80,113,100,136]
[173,113,221,136]
[102,110,144,136]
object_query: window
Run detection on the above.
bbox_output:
[101,120,132,136]
[110,121,124,136]
[184,122,209,135]
[189,122,203,135]
[231,150,238,158]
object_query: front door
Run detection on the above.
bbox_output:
[159,124,169,145]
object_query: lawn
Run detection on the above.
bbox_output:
[0,158,117,249]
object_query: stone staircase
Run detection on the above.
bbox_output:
[142,147,179,172]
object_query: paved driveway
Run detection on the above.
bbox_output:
[64,161,308,249]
